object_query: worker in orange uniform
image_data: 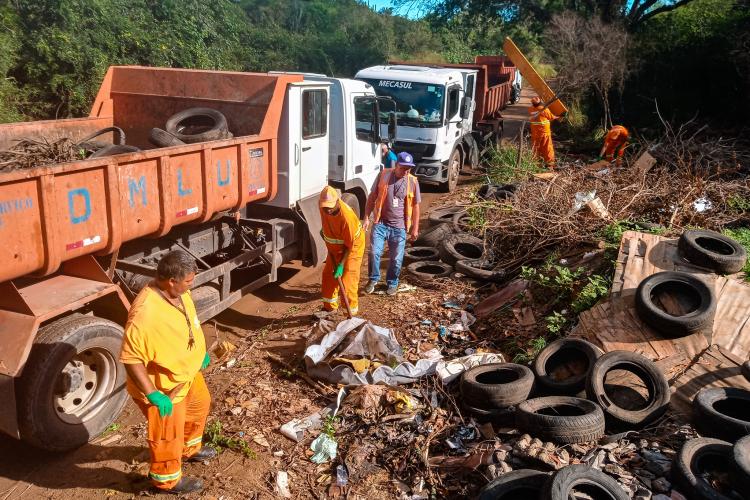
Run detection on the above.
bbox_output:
[120,250,213,495]
[528,96,561,168]
[319,186,366,315]
[599,125,629,166]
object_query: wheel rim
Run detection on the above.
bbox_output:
[53,347,118,424]
[450,155,460,188]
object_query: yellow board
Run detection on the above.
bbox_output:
[503,37,568,116]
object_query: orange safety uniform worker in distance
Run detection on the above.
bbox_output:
[319,186,366,315]
[120,250,214,495]
[599,125,629,166]
[528,96,560,168]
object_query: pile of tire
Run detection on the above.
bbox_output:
[149,107,233,147]
[76,126,141,158]
[670,436,748,499]
[634,229,746,338]
[406,205,501,284]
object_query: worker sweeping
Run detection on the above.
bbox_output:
[599,125,629,166]
[319,186,365,316]
[528,96,560,168]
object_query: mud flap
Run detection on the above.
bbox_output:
[297,194,327,267]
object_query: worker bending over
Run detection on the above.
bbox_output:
[120,250,213,495]
[599,125,629,166]
[528,96,561,168]
[319,186,366,315]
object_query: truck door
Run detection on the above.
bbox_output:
[298,86,330,200]
[351,94,383,194]
[445,84,463,145]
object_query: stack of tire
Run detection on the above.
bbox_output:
[149,108,233,147]
[634,229,747,338]
[460,338,670,445]
[407,193,511,284]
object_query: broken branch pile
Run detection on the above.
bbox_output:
[0,138,84,172]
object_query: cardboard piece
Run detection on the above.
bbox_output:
[632,151,657,176]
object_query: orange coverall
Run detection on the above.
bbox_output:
[320,201,366,315]
[120,287,210,490]
[529,105,558,167]
[603,125,629,165]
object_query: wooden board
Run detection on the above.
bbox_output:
[503,37,567,116]
[574,231,750,361]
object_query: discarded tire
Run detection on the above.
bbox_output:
[586,350,670,428]
[406,261,452,281]
[635,271,716,337]
[462,403,515,426]
[544,464,629,500]
[455,259,506,282]
[428,205,466,227]
[403,246,440,264]
[165,107,230,144]
[414,222,454,248]
[149,127,186,148]
[477,469,549,500]
[89,144,141,158]
[439,233,487,266]
[477,183,516,201]
[451,209,470,232]
[77,126,126,148]
[461,363,534,409]
[678,229,748,275]
[533,338,603,396]
[734,435,750,496]
[693,387,750,441]
[673,438,739,500]
[515,396,605,444]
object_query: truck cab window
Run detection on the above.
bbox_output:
[447,87,460,119]
[354,97,375,142]
[303,90,327,139]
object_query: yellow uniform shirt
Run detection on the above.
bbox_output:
[120,286,206,404]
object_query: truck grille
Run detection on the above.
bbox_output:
[393,142,436,162]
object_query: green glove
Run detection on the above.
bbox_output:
[596,155,603,161]
[333,262,344,279]
[146,391,173,417]
[201,352,210,370]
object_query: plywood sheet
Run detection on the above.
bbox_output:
[575,231,750,361]
[503,37,567,116]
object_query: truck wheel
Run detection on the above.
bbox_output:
[340,192,361,219]
[440,149,461,193]
[18,314,128,451]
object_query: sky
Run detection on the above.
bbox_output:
[362,0,422,18]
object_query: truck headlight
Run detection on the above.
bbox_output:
[424,167,438,176]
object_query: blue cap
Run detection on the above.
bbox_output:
[397,151,415,167]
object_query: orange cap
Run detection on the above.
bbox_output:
[531,97,542,107]
[319,186,339,209]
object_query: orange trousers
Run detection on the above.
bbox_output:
[531,130,555,167]
[321,244,365,315]
[134,372,211,490]
[604,142,626,165]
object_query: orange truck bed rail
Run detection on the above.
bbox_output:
[0,66,302,284]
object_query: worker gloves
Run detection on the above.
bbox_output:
[147,390,173,417]
[333,262,345,279]
[201,352,210,370]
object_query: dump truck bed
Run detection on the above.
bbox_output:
[0,66,301,284]
[388,56,516,127]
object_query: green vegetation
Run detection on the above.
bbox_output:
[322,414,339,439]
[101,422,121,436]
[511,336,547,364]
[204,420,256,458]
[599,220,666,248]
[485,144,543,185]
[723,228,750,281]
[571,275,610,313]
[727,196,750,212]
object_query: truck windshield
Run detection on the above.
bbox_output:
[361,79,444,127]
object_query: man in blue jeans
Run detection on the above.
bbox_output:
[362,152,421,295]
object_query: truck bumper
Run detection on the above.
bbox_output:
[412,160,445,185]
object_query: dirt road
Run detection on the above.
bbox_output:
[0,98,532,499]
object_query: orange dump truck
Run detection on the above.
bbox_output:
[0,66,394,450]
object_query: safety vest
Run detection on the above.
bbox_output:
[529,106,555,135]
[320,200,363,249]
[372,170,417,231]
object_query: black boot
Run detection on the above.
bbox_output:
[161,476,203,494]
[186,446,217,462]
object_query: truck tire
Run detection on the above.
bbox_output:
[516,396,605,444]
[439,149,461,193]
[477,469,549,500]
[586,350,670,429]
[17,314,128,451]
[693,388,750,441]
[634,271,716,337]
[89,144,140,158]
[454,259,506,282]
[165,107,230,144]
[673,438,736,500]
[678,229,747,274]
[460,363,534,409]
[544,464,628,500]
[340,192,361,219]
[149,127,186,148]
[406,261,453,281]
[533,338,603,396]
[77,126,127,147]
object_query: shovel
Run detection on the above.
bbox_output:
[331,254,353,319]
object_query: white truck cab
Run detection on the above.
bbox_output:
[355,65,477,192]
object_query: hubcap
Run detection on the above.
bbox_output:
[54,347,117,424]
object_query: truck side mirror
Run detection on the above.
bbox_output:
[460,97,473,120]
[387,113,397,142]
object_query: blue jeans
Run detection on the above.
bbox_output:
[368,222,407,288]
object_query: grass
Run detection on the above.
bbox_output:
[322,414,339,439]
[484,143,544,185]
[102,423,120,436]
[723,227,750,281]
[511,336,548,364]
[204,420,256,458]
